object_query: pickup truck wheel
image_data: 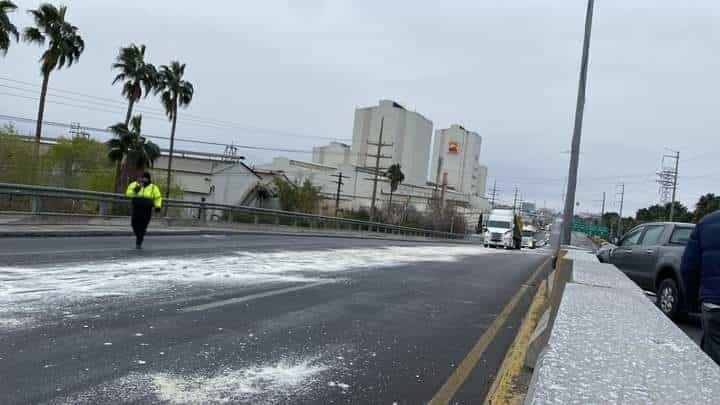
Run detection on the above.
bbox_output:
[657,279,680,319]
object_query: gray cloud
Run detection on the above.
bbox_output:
[3,0,719,215]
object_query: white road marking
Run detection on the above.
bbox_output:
[180,281,334,312]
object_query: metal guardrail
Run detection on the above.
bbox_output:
[0,182,463,239]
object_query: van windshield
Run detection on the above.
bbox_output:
[487,220,511,229]
[522,230,534,237]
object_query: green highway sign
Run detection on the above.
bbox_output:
[572,221,609,237]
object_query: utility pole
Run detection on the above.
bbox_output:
[561,0,595,246]
[512,187,519,214]
[330,172,349,217]
[600,191,606,223]
[616,183,625,237]
[367,117,393,223]
[488,180,499,208]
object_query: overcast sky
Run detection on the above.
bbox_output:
[3,0,720,215]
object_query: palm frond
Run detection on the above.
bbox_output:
[129,115,142,134]
[22,26,44,44]
[26,4,83,74]
[0,1,17,13]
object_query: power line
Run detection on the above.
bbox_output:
[0,113,328,155]
[0,76,349,142]
[488,180,499,208]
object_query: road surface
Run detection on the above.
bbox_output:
[0,234,552,404]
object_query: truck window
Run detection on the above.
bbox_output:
[669,227,693,245]
[487,220,511,229]
[640,225,665,246]
[522,230,534,237]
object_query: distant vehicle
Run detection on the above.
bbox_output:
[608,222,695,319]
[596,242,615,263]
[522,225,537,249]
[484,209,515,249]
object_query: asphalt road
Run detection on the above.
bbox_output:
[0,234,552,404]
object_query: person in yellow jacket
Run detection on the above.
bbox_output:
[126,171,162,249]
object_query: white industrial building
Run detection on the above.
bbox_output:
[154,149,282,218]
[255,160,483,214]
[430,124,488,197]
[312,142,352,167]
[477,165,488,198]
[256,100,491,218]
[350,99,433,187]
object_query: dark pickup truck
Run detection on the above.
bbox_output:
[608,222,695,319]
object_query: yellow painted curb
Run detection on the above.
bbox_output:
[483,278,548,405]
[428,256,552,405]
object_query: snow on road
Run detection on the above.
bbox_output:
[43,355,337,405]
[0,245,492,330]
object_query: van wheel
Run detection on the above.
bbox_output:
[657,279,680,319]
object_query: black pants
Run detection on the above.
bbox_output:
[701,304,720,365]
[131,198,153,246]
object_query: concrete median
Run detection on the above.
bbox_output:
[524,248,720,404]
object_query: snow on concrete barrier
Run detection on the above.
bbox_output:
[525,250,720,404]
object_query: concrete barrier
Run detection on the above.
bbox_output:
[525,248,720,404]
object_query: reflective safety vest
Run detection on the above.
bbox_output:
[126,181,162,208]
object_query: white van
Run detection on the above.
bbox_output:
[522,225,537,249]
[484,209,515,248]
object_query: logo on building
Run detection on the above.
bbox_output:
[448,141,459,153]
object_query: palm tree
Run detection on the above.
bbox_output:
[0,1,18,56]
[112,44,157,125]
[106,115,160,192]
[23,3,84,151]
[385,163,405,207]
[155,61,194,200]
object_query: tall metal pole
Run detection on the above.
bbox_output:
[561,0,595,245]
[600,191,606,223]
[669,151,680,221]
[369,118,385,223]
[331,172,346,217]
[617,183,625,237]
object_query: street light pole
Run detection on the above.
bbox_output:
[561,0,595,246]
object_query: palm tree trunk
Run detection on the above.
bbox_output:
[32,71,50,182]
[165,103,178,204]
[35,71,50,149]
[124,98,135,126]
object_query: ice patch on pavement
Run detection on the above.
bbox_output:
[153,358,328,404]
[0,245,489,329]
[43,356,331,405]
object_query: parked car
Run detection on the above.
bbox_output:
[608,222,695,319]
[596,242,615,263]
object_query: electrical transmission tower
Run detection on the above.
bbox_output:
[656,150,680,220]
[223,143,241,162]
[657,152,678,205]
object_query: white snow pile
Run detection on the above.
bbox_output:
[43,356,331,405]
[0,245,488,329]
